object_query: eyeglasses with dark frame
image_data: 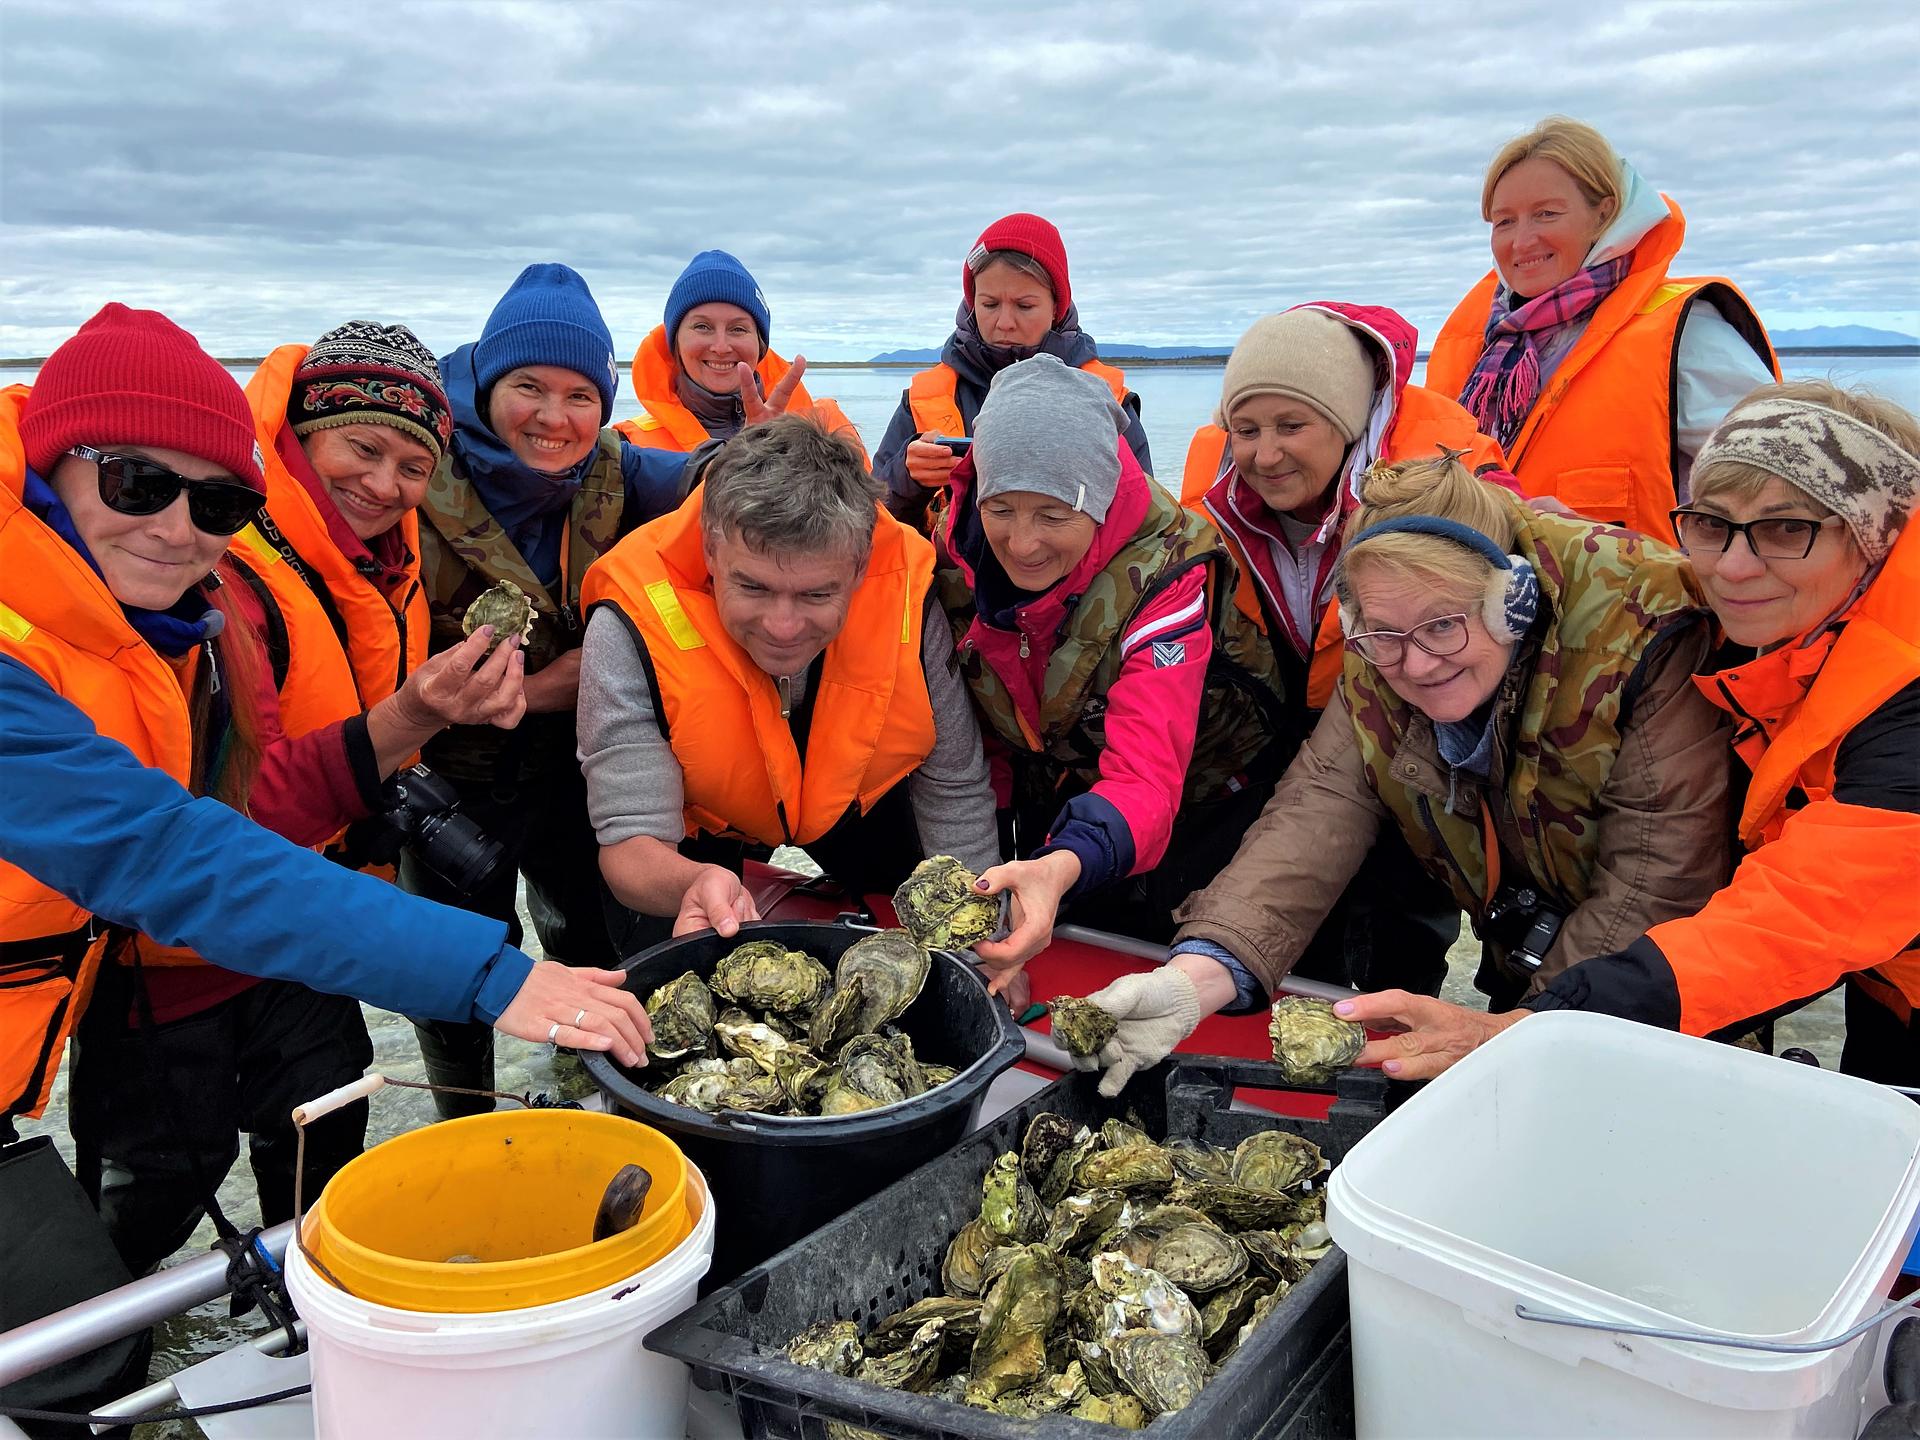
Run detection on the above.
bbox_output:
[1668,507,1846,562]
[67,445,263,537]
[1343,612,1473,666]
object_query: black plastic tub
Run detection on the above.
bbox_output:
[581,920,1026,1286]
[646,1056,1390,1439]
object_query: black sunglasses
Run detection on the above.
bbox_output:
[67,445,263,537]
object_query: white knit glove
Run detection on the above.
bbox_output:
[1073,967,1204,1098]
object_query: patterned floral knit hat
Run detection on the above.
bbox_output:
[289,320,453,465]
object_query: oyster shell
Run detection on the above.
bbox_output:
[461,579,535,654]
[1089,1252,1202,1340]
[892,855,1005,950]
[785,1318,863,1374]
[773,1046,829,1110]
[1048,995,1118,1059]
[987,1359,1088,1417]
[1268,995,1365,1086]
[1231,1129,1326,1195]
[714,1018,790,1073]
[1147,1223,1248,1294]
[1226,1286,1287,1362]
[710,940,830,1015]
[966,1245,1063,1403]
[1168,1177,1298,1231]
[865,1295,980,1368]
[1167,1137,1234,1184]
[1044,1187,1129,1252]
[656,1070,731,1112]
[1019,1113,1078,1190]
[1075,1143,1174,1196]
[981,1152,1046,1244]
[1238,1229,1313,1285]
[1100,1118,1156,1151]
[808,971,866,1057]
[941,1217,996,1297]
[1106,1327,1208,1414]
[642,970,714,1062]
[1037,1124,1100,1207]
[719,1072,787,1113]
[1071,1392,1149,1429]
[834,930,931,1033]
[854,1316,946,1393]
[1200,1275,1275,1361]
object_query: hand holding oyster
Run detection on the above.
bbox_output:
[461,579,536,656]
[1268,996,1365,1086]
[1047,994,1118,1059]
[892,856,1009,951]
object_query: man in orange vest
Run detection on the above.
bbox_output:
[579,416,1001,945]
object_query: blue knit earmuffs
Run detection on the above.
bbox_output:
[1339,514,1539,643]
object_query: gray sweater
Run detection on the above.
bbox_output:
[577,605,1000,875]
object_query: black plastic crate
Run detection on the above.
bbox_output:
[647,1056,1388,1438]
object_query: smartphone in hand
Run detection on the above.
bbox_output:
[926,435,972,456]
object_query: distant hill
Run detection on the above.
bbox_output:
[1770,325,1918,348]
[865,342,1233,364]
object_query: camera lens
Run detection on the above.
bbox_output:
[413,810,506,895]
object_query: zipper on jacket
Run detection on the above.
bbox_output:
[1019,631,1030,660]
[778,673,792,719]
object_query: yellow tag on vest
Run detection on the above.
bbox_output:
[0,601,32,642]
[234,525,280,567]
[1639,281,1694,315]
[644,580,705,651]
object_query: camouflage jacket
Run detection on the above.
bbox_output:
[417,429,626,673]
[1175,511,1733,998]
[935,463,1293,842]
[1341,511,1711,915]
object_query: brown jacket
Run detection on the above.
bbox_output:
[1173,622,1733,1002]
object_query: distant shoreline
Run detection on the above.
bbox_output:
[3,345,1916,368]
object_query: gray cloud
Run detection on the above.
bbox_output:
[2,0,1915,359]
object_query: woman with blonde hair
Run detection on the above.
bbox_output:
[1057,448,1735,1095]
[1340,381,1920,1084]
[1426,116,1777,540]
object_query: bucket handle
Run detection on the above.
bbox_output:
[1513,1289,1920,1354]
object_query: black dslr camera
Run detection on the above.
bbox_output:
[350,764,504,896]
[1480,883,1569,974]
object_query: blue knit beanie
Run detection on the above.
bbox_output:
[474,263,619,423]
[663,251,770,357]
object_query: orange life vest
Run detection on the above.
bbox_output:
[1181,384,1506,710]
[580,489,937,848]
[242,345,430,711]
[1654,520,1920,1034]
[0,385,198,1118]
[905,359,1132,440]
[1426,197,1777,543]
[614,325,868,463]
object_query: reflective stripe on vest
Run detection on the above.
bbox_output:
[580,488,937,848]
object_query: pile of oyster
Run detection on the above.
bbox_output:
[782,1111,1334,1427]
[642,932,962,1117]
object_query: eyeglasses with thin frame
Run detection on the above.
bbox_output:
[1343,612,1472,666]
[1668,507,1846,562]
[67,445,263,537]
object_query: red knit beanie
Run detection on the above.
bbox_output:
[963,213,1072,324]
[20,303,265,492]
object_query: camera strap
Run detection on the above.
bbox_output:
[1478,799,1501,910]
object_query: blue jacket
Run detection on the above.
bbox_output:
[0,655,533,1024]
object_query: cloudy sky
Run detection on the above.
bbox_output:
[3,0,1916,360]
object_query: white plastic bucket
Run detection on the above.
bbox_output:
[288,1161,715,1440]
[1327,1012,1920,1439]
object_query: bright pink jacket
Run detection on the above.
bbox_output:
[940,444,1210,890]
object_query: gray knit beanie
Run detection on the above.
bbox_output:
[1694,396,1919,565]
[973,355,1126,523]
[1217,308,1375,442]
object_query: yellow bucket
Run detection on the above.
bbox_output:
[302,1109,691,1313]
